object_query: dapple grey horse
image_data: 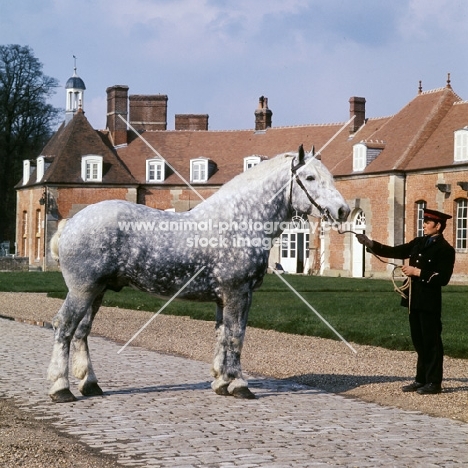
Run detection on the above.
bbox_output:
[48,146,349,402]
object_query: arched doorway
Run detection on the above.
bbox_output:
[352,210,366,277]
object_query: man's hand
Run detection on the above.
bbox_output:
[401,265,421,277]
[356,234,374,249]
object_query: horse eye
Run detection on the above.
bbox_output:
[306,175,315,181]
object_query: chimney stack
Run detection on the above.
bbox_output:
[349,96,366,133]
[106,85,129,146]
[175,114,209,131]
[255,96,272,131]
[129,95,168,132]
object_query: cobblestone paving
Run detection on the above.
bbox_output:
[1,318,467,467]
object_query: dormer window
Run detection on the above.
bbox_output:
[36,156,45,182]
[353,141,385,172]
[454,128,468,162]
[190,157,213,183]
[353,143,367,171]
[244,156,261,171]
[81,155,103,182]
[23,160,34,185]
[146,158,165,182]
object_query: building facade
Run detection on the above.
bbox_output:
[16,72,468,282]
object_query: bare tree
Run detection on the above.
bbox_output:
[0,44,61,244]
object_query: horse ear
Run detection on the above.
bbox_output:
[298,144,305,164]
[310,145,321,161]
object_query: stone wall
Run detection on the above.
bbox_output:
[0,257,29,272]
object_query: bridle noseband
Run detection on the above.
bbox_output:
[290,159,331,221]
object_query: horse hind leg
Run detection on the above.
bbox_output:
[211,291,256,399]
[71,291,105,397]
[47,292,95,402]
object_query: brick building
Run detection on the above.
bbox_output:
[16,71,468,281]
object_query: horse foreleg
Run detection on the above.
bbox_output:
[71,292,105,397]
[211,290,255,399]
[47,292,93,402]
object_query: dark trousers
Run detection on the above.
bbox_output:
[409,308,443,385]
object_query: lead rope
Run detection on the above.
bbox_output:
[288,161,411,305]
[337,228,411,305]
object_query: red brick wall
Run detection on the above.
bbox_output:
[16,187,45,265]
[141,187,219,211]
[406,172,468,280]
[332,176,397,275]
[329,171,468,281]
[57,187,136,219]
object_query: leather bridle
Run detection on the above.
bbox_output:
[289,159,331,221]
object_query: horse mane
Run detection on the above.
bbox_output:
[214,152,294,197]
[212,149,331,199]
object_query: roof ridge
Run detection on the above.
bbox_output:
[143,122,346,133]
[367,115,396,121]
[421,86,463,101]
[420,87,446,95]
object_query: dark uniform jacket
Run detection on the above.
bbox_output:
[371,235,455,312]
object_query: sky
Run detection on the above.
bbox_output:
[1,0,467,131]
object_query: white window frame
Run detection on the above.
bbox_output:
[81,155,103,182]
[190,158,209,183]
[456,199,467,250]
[353,143,367,171]
[146,158,165,182]
[416,201,426,237]
[454,128,468,162]
[244,156,261,171]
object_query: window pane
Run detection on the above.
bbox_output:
[281,234,288,257]
[192,161,207,181]
[416,201,426,237]
[149,163,155,180]
[456,200,467,249]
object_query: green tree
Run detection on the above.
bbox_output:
[0,44,61,245]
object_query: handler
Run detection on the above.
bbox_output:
[356,208,455,395]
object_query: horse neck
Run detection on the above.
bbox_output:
[202,160,293,229]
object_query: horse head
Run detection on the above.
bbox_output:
[290,145,350,222]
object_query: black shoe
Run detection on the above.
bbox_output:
[416,383,442,395]
[402,382,424,393]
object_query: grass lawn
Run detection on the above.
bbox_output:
[1,272,467,358]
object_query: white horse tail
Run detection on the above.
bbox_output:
[50,219,68,262]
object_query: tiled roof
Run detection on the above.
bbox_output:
[117,86,467,184]
[18,110,137,187]
[117,124,346,185]
[404,100,468,171]
[329,87,464,176]
[18,84,468,191]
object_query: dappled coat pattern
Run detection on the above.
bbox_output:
[47,147,350,402]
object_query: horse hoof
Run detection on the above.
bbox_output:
[50,388,77,403]
[231,386,256,399]
[80,382,103,397]
[214,384,230,396]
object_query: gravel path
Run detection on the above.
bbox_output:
[1,292,467,466]
[1,292,467,424]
